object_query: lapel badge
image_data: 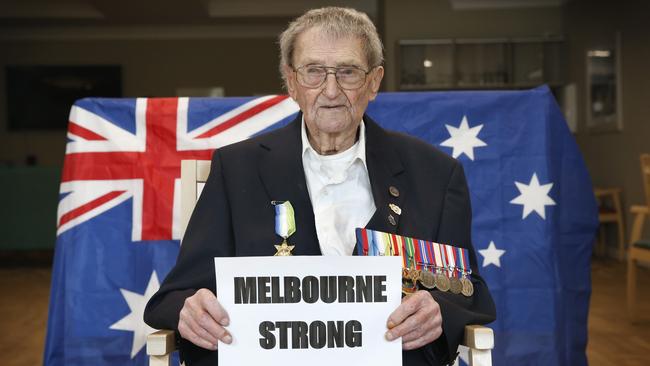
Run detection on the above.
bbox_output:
[389,203,402,216]
[389,186,400,198]
[387,214,397,226]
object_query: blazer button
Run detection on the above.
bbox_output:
[389,186,400,197]
[388,214,397,226]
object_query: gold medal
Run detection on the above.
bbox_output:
[434,273,450,292]
[450,276,462,294]
[402,267,411,279]
[461,277,474,297]
[274,240,295,256]
[419,269,436,289]
[410,269,421,283]
[402,277,417,295]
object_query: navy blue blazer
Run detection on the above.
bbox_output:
[144,114,496,366]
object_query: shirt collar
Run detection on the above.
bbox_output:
[300,117,368,167]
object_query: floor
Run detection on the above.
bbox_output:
[0,267,51,365]
[0,259,648,365]
[587,260,650,366]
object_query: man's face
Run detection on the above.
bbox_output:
[285,27,384,138]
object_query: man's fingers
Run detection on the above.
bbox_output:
[178,319,218,350]
[400,315,438,343]
[178,289,233,350]
[385,305,427,340]
[180,310,219,345]
[385,291,441,344]
[403,331,439,351]
[386,293,421,330]
[198,289,230,326]
[398,313,442,350]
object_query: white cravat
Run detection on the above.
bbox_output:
[301,120,377,256]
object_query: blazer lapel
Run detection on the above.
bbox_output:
[364,116,407,235]
[257,114,321,255]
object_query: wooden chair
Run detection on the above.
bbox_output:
[147,160,495,366]
[148,160,210,366]
[594,187,625,259]
[627,154,650,322]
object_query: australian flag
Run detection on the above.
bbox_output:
[44,86,598,365]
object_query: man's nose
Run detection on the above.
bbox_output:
[322,72,342,98]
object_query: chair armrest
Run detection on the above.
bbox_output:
[147,329,177,361]
[462,325,494,350]
[630,205,649,214]
[629,205,650,245]
[145,326,494,364]
[594,187,621,198]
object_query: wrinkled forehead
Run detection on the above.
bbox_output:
[292,26,367,67]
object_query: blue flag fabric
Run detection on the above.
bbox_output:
[44,86,598,366]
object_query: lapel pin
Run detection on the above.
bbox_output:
[388,214,397,226]
[389,186,400,198]
[389,203,402,215]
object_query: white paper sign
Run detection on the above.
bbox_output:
[214,256,402,366]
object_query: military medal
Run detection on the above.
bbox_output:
[354,228,476,297]
[434,272,450,292]
[443,246,461,294]
[433,239,450,291]
[401,277,417,295]
[272,201,296,256]
[416,238,437,289]
[461,277,474,296]
[456,246,474,297]
[402,259,419,295]
[419,267,436,289]
[449,276,462,294]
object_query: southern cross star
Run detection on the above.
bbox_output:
[440,115,487,160]
[510,173,556,219]
[478,241,506,268]
[110,271,160,358]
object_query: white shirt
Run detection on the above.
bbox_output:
[301,120,377,256]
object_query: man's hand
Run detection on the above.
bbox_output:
[385,290,443,350]
[178,288,231,350]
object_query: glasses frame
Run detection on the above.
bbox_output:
[292,64,376,90]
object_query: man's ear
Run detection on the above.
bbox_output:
[368,66,384,101]
[283,64,297,100]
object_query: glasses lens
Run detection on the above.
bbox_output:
[336,67,365,89]
[299,66,327,87]
[296,66,368,89]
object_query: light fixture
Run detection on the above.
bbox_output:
[587,50,611,58]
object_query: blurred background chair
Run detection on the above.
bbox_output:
[147,159,495,366]
[594,187,625,259]
[627,153,650,322]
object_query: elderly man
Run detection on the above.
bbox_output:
[145,7,495,366]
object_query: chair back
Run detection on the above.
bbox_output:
[180,160,211,241]
[641,154,650,208]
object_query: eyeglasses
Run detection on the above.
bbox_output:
[293,65,374,90]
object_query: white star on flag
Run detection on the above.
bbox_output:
[510,173,556,219]
[440,115,487,160]
[478,241,506,268]
[110,271,160,358]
